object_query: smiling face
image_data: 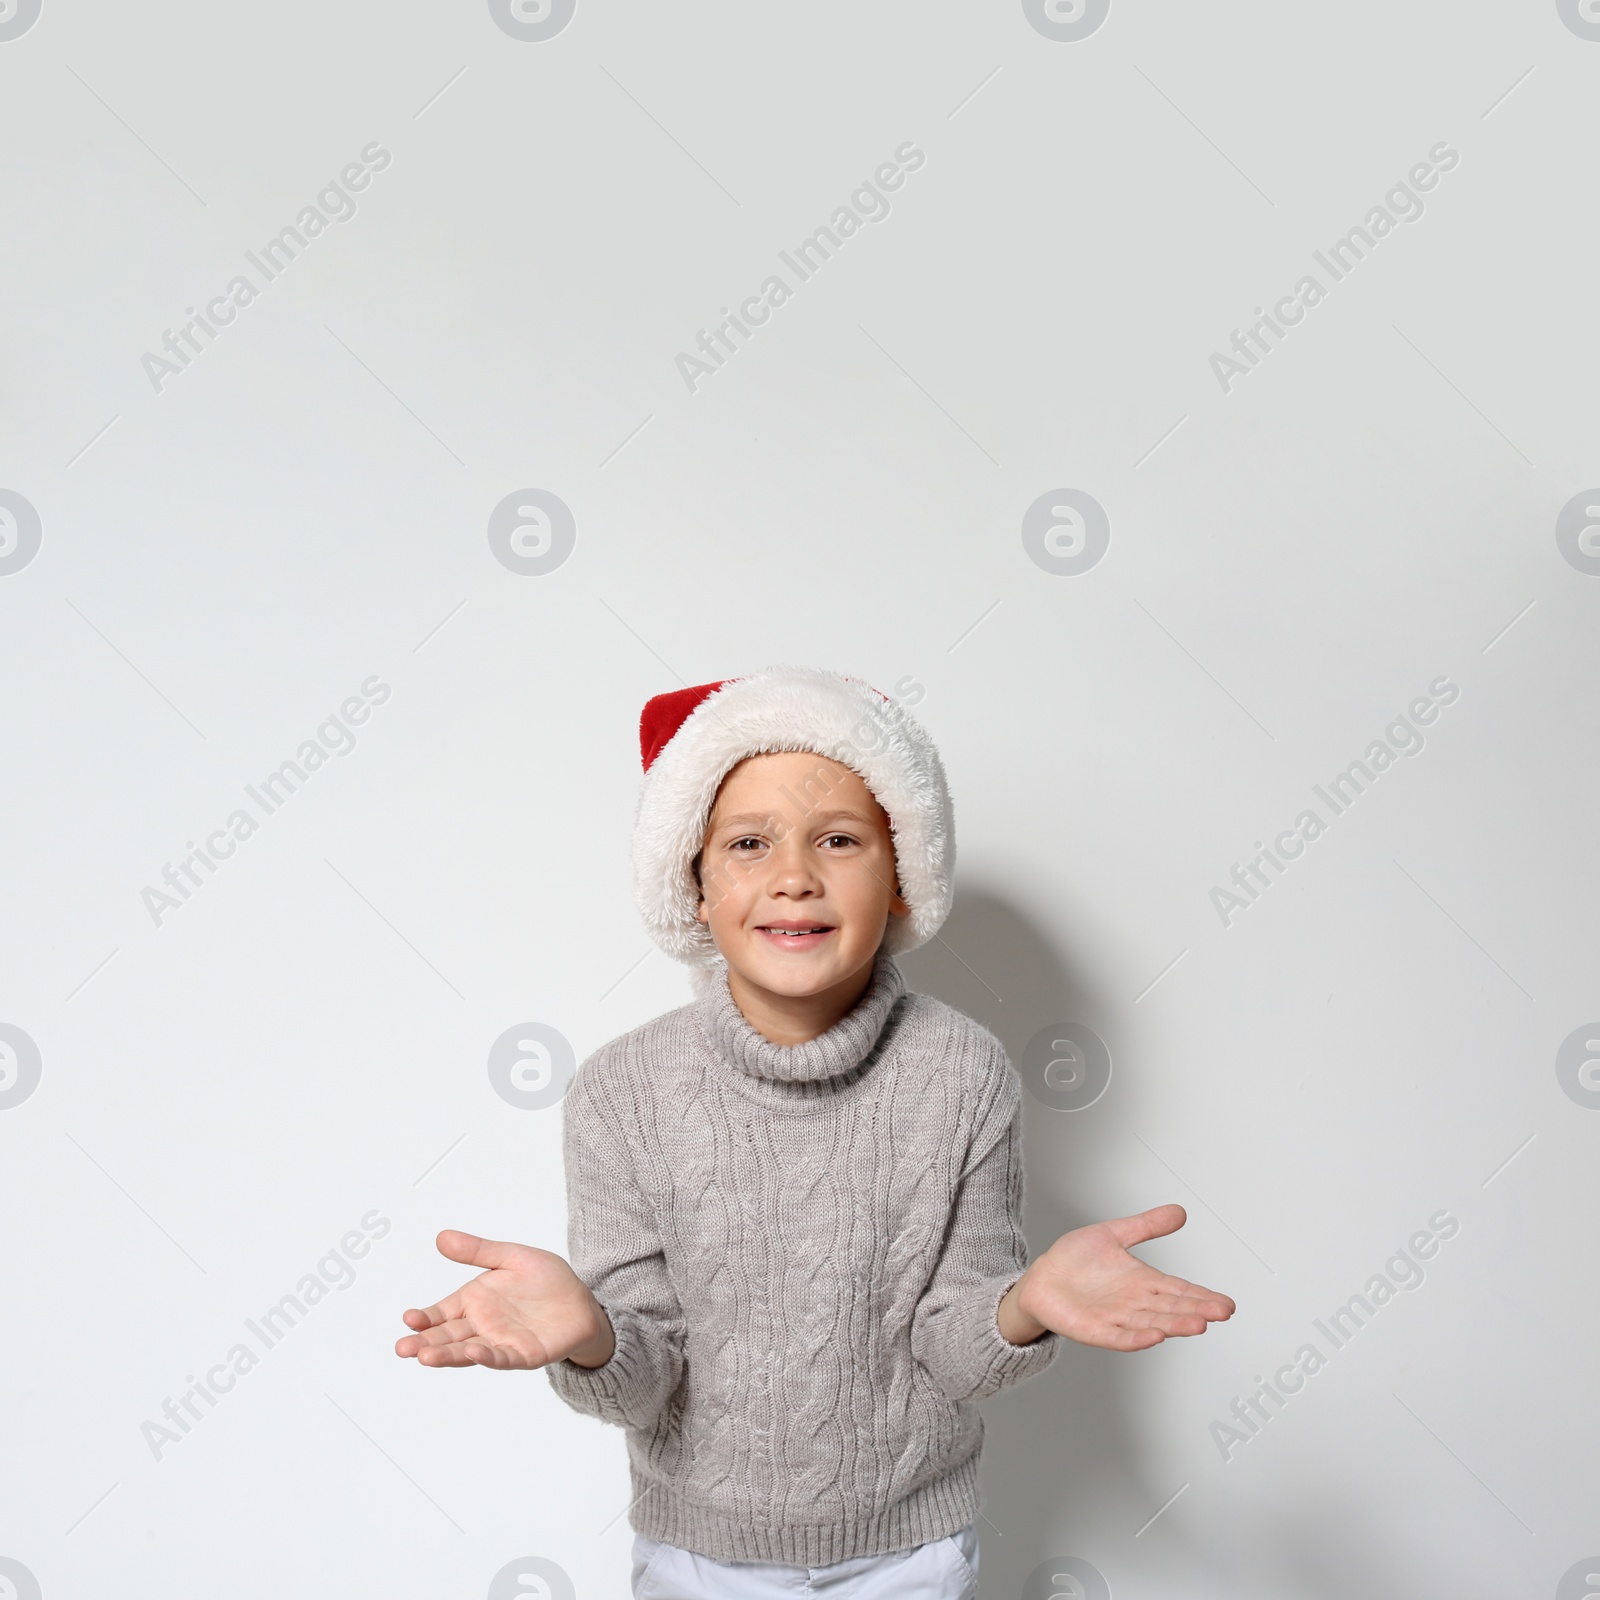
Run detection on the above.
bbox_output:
[694,750,909,1007]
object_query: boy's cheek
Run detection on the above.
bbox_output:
[698,870,753,926]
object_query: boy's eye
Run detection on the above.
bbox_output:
[820,833,858,849]
[729,836,766,851]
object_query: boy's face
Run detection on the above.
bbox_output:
[695,750,909,1000]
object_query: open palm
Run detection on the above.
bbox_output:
[394,1230,610,1370]
[1023,1204,1236,1352]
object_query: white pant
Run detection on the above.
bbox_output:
[631,1524,979,1598]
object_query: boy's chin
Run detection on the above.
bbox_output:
[719,940,878,1000]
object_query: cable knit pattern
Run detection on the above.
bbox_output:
[545,953,1060,1564]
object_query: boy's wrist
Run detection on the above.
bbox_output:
[566,1301,617,1369]
[997,1268,1050,1347]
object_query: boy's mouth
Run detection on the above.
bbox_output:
[755,920,836,951]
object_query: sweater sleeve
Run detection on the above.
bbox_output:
[910,1053,1061,1403]
[544,1062,686,1431]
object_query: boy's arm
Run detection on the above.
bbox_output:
[545,1066,687,1431]
[910,1058,1061,1404]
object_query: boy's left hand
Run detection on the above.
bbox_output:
[1003,1203,1236,1351]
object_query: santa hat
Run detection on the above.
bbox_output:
[632,666,954,966]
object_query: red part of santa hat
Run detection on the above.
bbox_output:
[639,680,727,772]
[632,666,954,966]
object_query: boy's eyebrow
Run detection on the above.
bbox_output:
[711,807,877,831]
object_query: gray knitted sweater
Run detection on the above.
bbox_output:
[545,952,1061,1564]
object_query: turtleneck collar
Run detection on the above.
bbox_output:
[693,951,907,1094]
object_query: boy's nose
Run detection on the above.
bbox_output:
[769,869,822,897]
[766,844,824,896]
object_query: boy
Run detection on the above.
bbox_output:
[396,667,1234,1598]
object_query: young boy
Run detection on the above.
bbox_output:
[396,667,1234,1598]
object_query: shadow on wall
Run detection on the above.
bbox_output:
[900,885,1405,1600]
[898,883,1214,1600]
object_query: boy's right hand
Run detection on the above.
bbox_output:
[394,1229,616,1371]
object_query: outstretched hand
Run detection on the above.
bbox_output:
[395,1230,614,1371]
[1014,1204,1236,1352]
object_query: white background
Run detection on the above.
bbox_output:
[2,2,1598,1596]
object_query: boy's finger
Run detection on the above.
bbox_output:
[412,1341,486,1368]
[435,1229,523,1271]
[1102,1326,1166,1352]
[1143,1296,1232,1324]
[403,1315,479,1349]
[1103,1203,1188,1250]
[401,1293,465,1331]
[1163,1271,1235,1305]
[1148,1276,1236,1317]
[415,1338,538,1370]
[396,1331,452,1358]
[1129,1310,1213,1337]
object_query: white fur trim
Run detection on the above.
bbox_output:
[632,666,954,966]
